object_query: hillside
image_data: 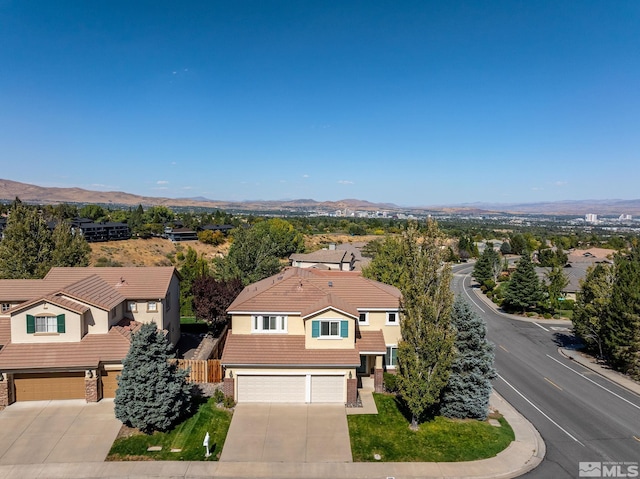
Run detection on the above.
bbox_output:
[2,178,640,215]
[89,238,229,268]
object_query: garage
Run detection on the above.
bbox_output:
[100,368,121,398]
[14,372,86,401]
[311,375,344,403]
[236,374,345,403]
[238,375,306,403]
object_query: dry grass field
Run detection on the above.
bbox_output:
[89,238,229,268]
[88,234,382,269]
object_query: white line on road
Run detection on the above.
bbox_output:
[496,373,585,447]
[533,322,549,332]
[546,354,640,411]
[461,278,485,313]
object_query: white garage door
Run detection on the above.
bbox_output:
[311,375,344,403]
[238,375,306,403]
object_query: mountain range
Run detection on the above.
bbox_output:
[1,179,639,216]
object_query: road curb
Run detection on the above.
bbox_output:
[559,348,640,396]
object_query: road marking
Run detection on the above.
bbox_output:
[550,327,571,332]
[544,377,563,391]
[533,322,549,332]
[462,279,485,313]
[546,355,640,411]
[499,345,509,353]
[496,373,585,446]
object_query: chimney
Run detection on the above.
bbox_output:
[329,243,336,250]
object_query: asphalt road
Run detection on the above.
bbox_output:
[452,264,640,479]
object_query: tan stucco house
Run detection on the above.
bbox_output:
[0,267,180,406]
[221,267,402,404]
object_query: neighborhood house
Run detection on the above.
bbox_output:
[0,267,180,406]
[221,267,402,404]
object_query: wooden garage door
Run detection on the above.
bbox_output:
[101,369,121,398]
[311,375,344,403]
[14,372,86,401]
[237,375,305,403]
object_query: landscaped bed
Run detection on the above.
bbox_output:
[107,397,232,461]
[348,393,514,462]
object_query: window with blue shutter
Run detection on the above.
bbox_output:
[26,314,35,334]
[312,320,320,338]
[57,314,65,333]
[340,320,348,338]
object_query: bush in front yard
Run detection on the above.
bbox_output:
[383,372,399,393]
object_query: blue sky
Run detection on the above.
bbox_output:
[1,1,638,206]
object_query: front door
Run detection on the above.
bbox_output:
[356,355,368,375]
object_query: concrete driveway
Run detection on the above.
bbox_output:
[220,403,352,463]
[0,399,122,465]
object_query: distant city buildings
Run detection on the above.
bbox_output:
[585,213,598,223]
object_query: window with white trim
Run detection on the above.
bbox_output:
[386,345,398,368]
[147,301,158,312]
[386,311,399,324]
[358,312,368,324]
[252,315,287,333]
[35,316,58,333]
[127,301,137,312]
[320,320,341,337]
[1,303,10,312]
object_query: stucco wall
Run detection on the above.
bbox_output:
[304,310,355,349]
[359,310,402,345]
[11,302,83,343]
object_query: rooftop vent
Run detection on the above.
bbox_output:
[328,281,333,287]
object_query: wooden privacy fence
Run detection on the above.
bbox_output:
[172,359,222,383]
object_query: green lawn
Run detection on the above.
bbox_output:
[107,398,232,461]
[348,393,514,462]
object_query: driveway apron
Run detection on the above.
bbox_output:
[220,403,352,463]
[0,399,122,465]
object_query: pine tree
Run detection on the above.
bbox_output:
[603,243,640,379]
[440,298,496,420]
[472,245,501,286]
[503,253,544,313]
[0,203,53,278]
[396,221,456,429]
[115,322,192,434]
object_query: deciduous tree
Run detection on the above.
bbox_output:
[572,263,614,359]
[395,221,456,429]
[192,277,244,333]
[0,203,53,278]
[603,244,640,378]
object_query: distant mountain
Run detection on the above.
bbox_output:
[1,178,639,216]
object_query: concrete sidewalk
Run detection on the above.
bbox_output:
[0,389,544,479]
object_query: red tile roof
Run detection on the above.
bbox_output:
[0,318,9,347]
[10,295,91,315]
[356,329,387,355]
[0,328,131,371]
[60,275,125,310]
[44,267,178,299]
[228,268,401,315]
[221,332,360,367]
